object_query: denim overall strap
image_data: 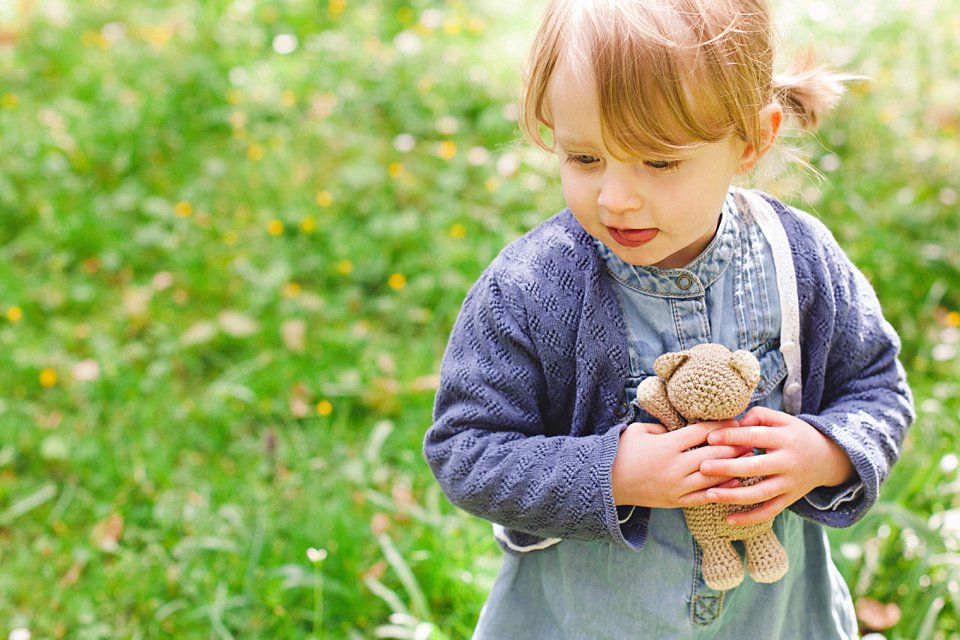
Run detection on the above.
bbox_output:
[735,189,803,415]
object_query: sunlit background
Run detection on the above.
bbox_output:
[0,0,958,638]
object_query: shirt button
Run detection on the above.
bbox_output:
[676,274,693,290]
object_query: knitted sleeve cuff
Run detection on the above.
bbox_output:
[803,480,864,511]
[603,422,650,550]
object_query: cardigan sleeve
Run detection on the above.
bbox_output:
[423,267,643,549]
[786,211,914,527]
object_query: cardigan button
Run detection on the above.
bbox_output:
[785,382,802,396]
[780,341,797,354]
[614,402,630,419]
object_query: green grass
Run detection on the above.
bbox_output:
[0,0,958,638]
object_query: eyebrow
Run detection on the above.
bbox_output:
[553,136,600,150]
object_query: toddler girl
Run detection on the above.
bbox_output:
[425,0,914,637]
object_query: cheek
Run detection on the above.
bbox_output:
[559,171,592,208]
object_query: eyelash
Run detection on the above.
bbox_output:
[564,154,681,173]
[644,159,681,173]
[566,154,599,167]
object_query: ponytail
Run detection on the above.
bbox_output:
[772,55,856,131]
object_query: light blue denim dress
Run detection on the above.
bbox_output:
[474,193,860,639]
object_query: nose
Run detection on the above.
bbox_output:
[597,167,643,214]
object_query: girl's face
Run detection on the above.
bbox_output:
[547,63,753,269]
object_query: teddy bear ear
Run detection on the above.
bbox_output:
[654,351,690,381]
[730,350,761,389]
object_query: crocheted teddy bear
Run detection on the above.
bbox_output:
[635,343,789,591]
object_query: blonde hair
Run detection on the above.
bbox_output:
[521,0,847,157]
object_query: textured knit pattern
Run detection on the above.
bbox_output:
[636,343,788,590]
[424,193,915,554]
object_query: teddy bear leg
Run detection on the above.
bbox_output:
[744,529,789,584]
[699,538,744,591]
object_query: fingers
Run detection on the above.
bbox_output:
[675,420,739,449]
[706,426,784,450]
[700,451,778,478]
[705,475,788,506]
[689,444,753,468]
[677,473,742,507]
[738,406,792,428]
[723,495,793,526]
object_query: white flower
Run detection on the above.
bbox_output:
[393,133,416,153]
[393,31,422,56]
[306,547,328,563]
[72,359,101,382]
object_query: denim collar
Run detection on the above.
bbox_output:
[593,190,739,298]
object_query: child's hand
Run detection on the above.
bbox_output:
[700,406,857,526]
[611,420,752,509]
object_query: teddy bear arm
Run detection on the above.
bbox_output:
[635,377,686,431]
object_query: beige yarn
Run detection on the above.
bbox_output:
[636,343,790,591]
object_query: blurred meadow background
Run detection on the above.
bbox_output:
[0,0,958,638]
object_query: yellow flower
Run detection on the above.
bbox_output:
[437,141,457,161]
[443,18,462,35]
[388,162,404,178]
[283,282,302,298]
[229,110,247,130]
[226,88,243,105]
[317,400,333,416]
[300,216,317,233]
[388,273,407,290]
[81,31,109,49]
[6,306,22,322]
[337,259,354,275]
[40,368,58,388]
[139,25,175,47]
[247,144,265,161]
[1,94,17,110]
[947,311,960,328]
[223,231,239,246]
[449,223,466,239]
[174,201,193,218]
[485,177,500,192]
[315,191,334,207]
[467,16,487,34]
[267,219,285,236]
[280,90,296,107]
[329,0,346,17]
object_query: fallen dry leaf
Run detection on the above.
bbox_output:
[856,596,902,630]
[91,513,124,552]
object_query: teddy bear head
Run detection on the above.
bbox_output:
[654,343,762,422]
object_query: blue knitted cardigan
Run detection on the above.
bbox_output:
[424,194,914,552]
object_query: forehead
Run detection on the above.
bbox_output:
[545,55,705,156]
[545,60,600,136]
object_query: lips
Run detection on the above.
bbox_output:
[607,227,659,248]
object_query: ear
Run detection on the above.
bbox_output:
[729,350,761,389]
[736,103,783,175]
[654,351,689,381]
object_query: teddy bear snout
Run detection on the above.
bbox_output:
[667,375,753,422]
